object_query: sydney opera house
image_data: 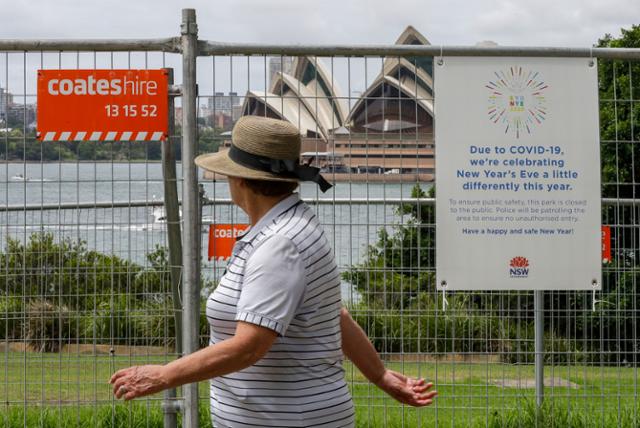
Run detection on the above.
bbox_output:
[208,26,434,182]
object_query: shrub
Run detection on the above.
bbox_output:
[486,399,640,428]
[0,296,23,340]
[134,300,177,348]
[83,296,177,347]
[0,234,189,350]
[344,182,638,365]
[24,300,72,353]
[0,233,142,311]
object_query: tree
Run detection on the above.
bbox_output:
[597,25,640,294]
[597,25,640,199]
[344,26,640,362]
[198,126,222,155]
[344,184,434,309]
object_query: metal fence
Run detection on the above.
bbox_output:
[1,8,639,428]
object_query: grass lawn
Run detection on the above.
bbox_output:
[1,351,639,427]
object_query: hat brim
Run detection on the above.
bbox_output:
[195,150,300,183]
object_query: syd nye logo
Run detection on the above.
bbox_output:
[486,66,548,139]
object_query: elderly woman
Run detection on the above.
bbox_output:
[110,116,436,427]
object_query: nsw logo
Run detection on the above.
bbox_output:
[509,256,529,278]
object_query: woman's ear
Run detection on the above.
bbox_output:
[237,178,259,201]
[237,178,249,190]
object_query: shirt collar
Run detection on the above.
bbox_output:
[238,193,301,243]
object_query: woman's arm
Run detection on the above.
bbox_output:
[110,322,277,400]
[340,307,437,407]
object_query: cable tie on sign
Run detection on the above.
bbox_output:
[437,45,444,66]
[591,279,600,312]
[440,280,448,311]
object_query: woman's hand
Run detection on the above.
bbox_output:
[109,322,276,402]
[374,369,437,407]
[110,365,169,401]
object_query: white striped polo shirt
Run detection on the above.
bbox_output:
[207,193,355,428]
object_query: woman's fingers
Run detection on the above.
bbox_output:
[110,365,167,401]
[408,381,437,407]
[110,366,137,398]
[372,369,439,407]
[412,381,433,393]
[124,390,137,401]
[411,377,425,386]
[415,388,438,399]
[113,377,140,400]
[112,377,128,396]
[415,391,438,405]
[114,383,125,399]
[109,368,130,384]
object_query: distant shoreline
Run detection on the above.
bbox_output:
[203,170,434,183]
[1,160,169,164]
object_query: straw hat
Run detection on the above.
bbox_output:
[195,116,332,191]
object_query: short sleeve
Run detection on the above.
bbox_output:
[235,234,305,336]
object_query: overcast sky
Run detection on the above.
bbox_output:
[2,0,637,47]
[0,0,638,100]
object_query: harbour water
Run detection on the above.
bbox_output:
[1,162,431,300]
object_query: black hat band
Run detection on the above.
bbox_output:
[228,145,333,193]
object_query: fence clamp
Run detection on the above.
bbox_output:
[162,398,184,414]
[168,85,182,96]
[181,22,198,36]
[591,278,600,312]
[168,84,198,97]
[440,280,449,311]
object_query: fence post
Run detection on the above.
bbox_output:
[534,290,544,407]
[180,8,200,428]
[161,68,182,428]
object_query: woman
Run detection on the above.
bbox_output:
[110,116,437,427]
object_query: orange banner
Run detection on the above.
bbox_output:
[37,69,168,142]
[208,224,250,260]
[602,226,611,264]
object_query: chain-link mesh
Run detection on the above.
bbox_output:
[0,34,638,428]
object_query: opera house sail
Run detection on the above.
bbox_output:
[208,26,434,183]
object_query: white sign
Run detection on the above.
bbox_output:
[435,57,601,290]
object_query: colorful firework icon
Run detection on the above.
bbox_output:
[486,66,548,138]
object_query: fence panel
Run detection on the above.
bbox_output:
[0,19,638,428]
[198,49,638,427]
[0,49,185,426]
